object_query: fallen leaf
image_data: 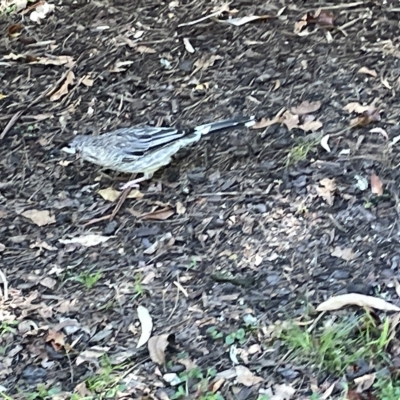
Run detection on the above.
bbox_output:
[98,187,143,202]
[271,384,296,400]
[50,71,75,101]
[183,38,195,53]
[148,334,170,365]
[46,330,65,349]
[371,173,383,196]
[331,246,357,261]
[316,293,400,312]
[81,75,94,87]
[176,201,186,215]
[0,243,5,252]
[224,14,272,26]
[136,306,153,348]
[281,111,299,131]
[299,120,323,132]
[320,134,331,152]
[7,23,24,37]
[369,127,389,140]
[291,100,321,115]
[235,365,263,387]
[59,234,114,247]
[354,373,376,393]
[315,178,336,206]
[40,277,57,289]
[343,102,374,114]
[21,210,55,227]
[350,109,381,128]
[193,54,222,73]
[76,346,109,366]
[357,66,377,77]
[141,207,175,221]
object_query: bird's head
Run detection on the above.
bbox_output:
[61,135,87,156]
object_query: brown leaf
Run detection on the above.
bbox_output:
[46,330,66,349]
[141,207,175,221]
[281,111,299,131]
[235,365,263,387]
[331,246,357,261]
[316,293,400,312]
[21,209,55,226]
[291,100,321,115]
[7,23,24,37]
[299,120,323,132]
[50,71,75,101]
[98,187,143,202]
[148,334,170,365]
[371,173,383,196]
[350,108,381,128]
[315,178,336,206]
[343,102,374,114]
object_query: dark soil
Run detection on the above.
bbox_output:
[2,0,400,399]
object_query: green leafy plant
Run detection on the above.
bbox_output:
[225,328,246,345]
[74,271,102,289]
[206,326,223,340]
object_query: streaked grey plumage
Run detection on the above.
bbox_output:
[62,116,255,188]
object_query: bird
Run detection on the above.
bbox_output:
[62,116,255,189]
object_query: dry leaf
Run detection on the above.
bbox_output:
[281,111,299,131]
[141,207,175,221]
[331,246,357,261]
[81,75,94,87]
[235,365,263,387]
[136,306,153,348]
[224,15,272,26]
[176,201,186,215]
[21,210,55,227]
[76,346,109,366]
[46,330,66,348]
[98,187,143,202]
[299,120,323,132]
[40,277,57,289]
[343,102,373,114]
[371,173,383,196]
[354,373,376,393]
[291,100,321,115]
[316,293,400,312]
[315,178,336,206]
[357,66,377,77]
[7,23,24,37]
[320,134,331,152]
[183,38,195,53]
[148,334,170,365]
[50,71,75,101]
[59,234,114,247]
[369,127,388,140]
[271,384,296,400]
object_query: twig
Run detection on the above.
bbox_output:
[178,8,227,27]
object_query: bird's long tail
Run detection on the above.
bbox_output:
[194,116,255,135]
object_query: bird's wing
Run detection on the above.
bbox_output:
[105,126,189,157]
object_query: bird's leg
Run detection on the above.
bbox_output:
[120,173,154,190]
